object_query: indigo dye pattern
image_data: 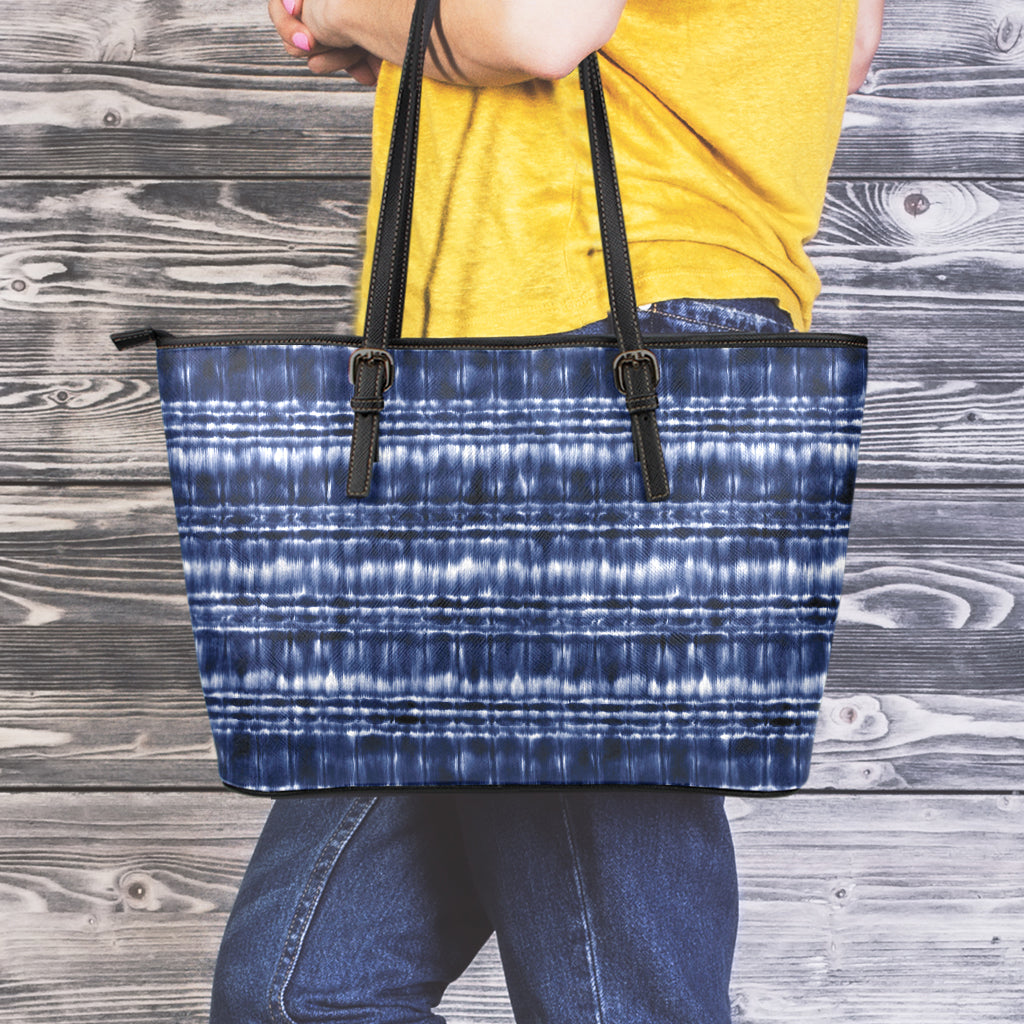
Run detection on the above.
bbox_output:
[158,338,867,792]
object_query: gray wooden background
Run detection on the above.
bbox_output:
[2,1,1022,1021]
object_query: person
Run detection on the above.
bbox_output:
[209,2,884,1022]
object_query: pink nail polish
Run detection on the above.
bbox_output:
[282,0,296,14]
[292,31,311,51]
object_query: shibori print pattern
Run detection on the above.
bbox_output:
[158,335,867,792]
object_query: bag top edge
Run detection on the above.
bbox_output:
[140,331,868,351]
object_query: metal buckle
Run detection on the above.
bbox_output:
[612,348,660,395]
[348,347,396,392]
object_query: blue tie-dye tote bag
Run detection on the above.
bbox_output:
[111,0,867,793]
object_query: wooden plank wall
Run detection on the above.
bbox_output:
[1,1,1022,1021]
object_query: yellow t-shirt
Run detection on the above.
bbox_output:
[356,0,857,335]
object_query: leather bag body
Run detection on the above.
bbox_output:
[112,0,868,793]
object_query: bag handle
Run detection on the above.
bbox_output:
[347,0,669,501]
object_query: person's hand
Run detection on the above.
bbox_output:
[268,0,382,85]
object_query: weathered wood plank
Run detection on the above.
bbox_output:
[724,792,1024,1024]
[836,63,1024,177]
[815,179,1024,266]
[0,67,375,178]
[0,0,286,66]
[873,0,1024,68]
[872,0,1024,67]
[7,178,1024,321]
[0,627,214,789]
[0,791,259,1024]
[813,180,1024,304]
[3,177,1024,312]
[0,792,1020,1024]
[0,179,369,335]
[1,178,1022,482]
[1,61,1022,177]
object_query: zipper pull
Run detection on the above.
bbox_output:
[110,326,175,350]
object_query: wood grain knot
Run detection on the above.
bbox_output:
[817,696,889,743]
[996,15,1022,53]
[119,871,156,909]
[904,193,930,217]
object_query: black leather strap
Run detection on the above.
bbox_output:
[347,0,438,496]
[579,54,668,500]
[361,0,439,347]
[348,0,669,501]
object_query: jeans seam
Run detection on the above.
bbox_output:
[558,795,607,1024]
[647,304,782,334]
[268,796,379,1024]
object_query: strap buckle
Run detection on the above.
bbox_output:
[612,348,660,395]
[348,347,396,392]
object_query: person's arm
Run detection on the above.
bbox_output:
[848,0,884,93]
[268,0,627,87]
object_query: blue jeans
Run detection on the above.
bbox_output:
[210,297,793,1024]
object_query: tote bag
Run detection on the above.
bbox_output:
[112,0,868,792]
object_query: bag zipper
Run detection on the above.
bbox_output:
[111,326,868,352]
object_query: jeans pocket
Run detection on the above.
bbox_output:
[641,296,793,335]
[555,297,794,338]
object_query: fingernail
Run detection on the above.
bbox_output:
[292,31,311,51]
[282,0,296,14]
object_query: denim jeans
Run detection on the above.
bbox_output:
[209,297,794,1024]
